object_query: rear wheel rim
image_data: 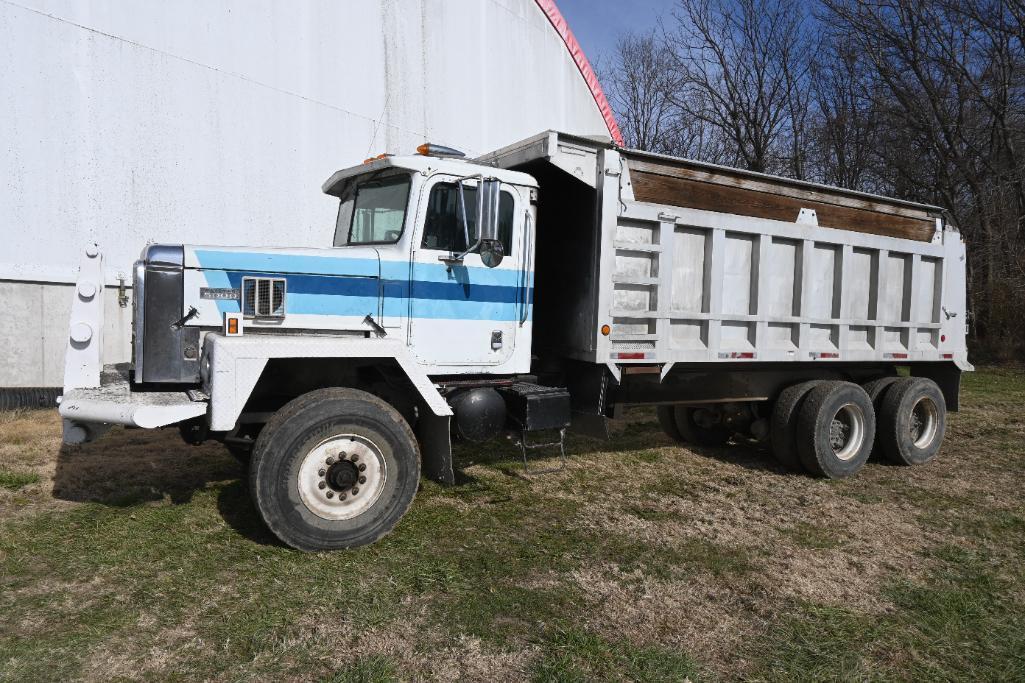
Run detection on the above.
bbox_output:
[297,433,387,521]
[692,407,722,429]
[829,403,865,461]
[909,397,939,449]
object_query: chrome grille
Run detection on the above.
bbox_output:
[242,277,286,318]
[132,260,146,379]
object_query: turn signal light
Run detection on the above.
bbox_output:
[600,324,611,336]
[224,312,243,337]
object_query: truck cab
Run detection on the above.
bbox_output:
[319,152,537,373]
[132,152,539,384]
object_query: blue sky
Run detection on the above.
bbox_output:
[556,0,678,64]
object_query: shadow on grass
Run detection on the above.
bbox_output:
[215,479,283,547]
[47,410,800,553]
[449,417,797,480]
[52,425,242,507]
[53,426,286,546]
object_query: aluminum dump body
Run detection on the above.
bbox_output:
[483,131,969,371]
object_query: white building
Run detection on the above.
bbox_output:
[0,0,620,387]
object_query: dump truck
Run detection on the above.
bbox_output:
[59,131,971,551]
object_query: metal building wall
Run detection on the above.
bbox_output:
[0,0,613,386]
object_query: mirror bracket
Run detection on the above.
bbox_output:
[438,252,464,269]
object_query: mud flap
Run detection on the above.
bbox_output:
[569,411,609,440]
[416,412,454,485]
[910,362,962,411]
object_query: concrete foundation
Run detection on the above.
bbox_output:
[0,282,131,387]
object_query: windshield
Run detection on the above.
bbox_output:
[333,173,412,246]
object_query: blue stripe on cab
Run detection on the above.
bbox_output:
[194,250,532,322]
[194,250,380,277]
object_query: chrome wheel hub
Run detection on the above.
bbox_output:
[828,403,865,461]
[910,398,939,449]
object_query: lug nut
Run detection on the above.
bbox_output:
[351,454,359,462]
[339,451,348,460]
[352,487,360,495]
[339,493,347,500]
[358,464,366,471]
[318,481,326,489]
[326,456,335,465]
[359,476,366,484]
[318,468,326,477]
[326,491,334,499]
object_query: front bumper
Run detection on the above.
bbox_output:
[59,363,207,444]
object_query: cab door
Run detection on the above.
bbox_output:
[408,175,527,369]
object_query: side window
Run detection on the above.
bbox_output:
[346,174,411,245]
[421,182,514,255]
[333,196,355,246]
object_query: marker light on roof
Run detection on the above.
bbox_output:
[416,143,466,158]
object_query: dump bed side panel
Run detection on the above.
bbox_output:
[597,156,969,368]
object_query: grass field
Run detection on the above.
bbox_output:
[1,367,1023,681]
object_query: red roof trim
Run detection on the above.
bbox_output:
[533,0,624,146]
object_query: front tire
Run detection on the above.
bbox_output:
[249,388,420,551]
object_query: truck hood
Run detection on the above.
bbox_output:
[183,245,381,277]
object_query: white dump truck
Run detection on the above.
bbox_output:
[59,131,971,550]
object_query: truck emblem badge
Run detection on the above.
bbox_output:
[200,287,241,300]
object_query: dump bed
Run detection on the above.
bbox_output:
[483,131,969,372]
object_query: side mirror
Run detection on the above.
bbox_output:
[442,176,504,268]
[476,178,503,268]
[480,239,504,268]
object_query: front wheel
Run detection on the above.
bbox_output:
[770,380,825,472]
[249,388,420,551]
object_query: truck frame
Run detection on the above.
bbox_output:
[59,131,971,551]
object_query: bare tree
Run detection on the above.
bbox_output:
[821,0,1025,348]
[807,39,880,191]
[606,33,678,152]
[663,0,815,175]
[606,32,721,159]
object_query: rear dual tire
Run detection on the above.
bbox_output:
[770,380,825,471]
[770,376,946,478]
[796,382,875,479]
[877,377,946,466]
